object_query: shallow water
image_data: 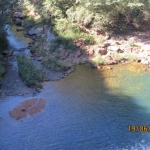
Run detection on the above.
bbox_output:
[1,64,150,150]
[1,25,150,150]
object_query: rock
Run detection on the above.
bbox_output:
[107,46,119,52]
[41,34,46,37]
[124,47,133,53]
[137,59,141,63]
[98,44,106,48]
[28,27,43,36]
[88,49,94,57]
[105,60,118,65]
[106,66,112,70]
[117,48,124,53]
[9,98,46,120]
[67,67,74,74]
[104,33,111,40]
[104,42,111,47]
[43,25,48,30]
[98,48,107,55]
[16,28,24,32]
[3,50,14,56]
[75,41,84,47]
[44,77,50,81]
[13,12,24,19]
[14,18,22,26]
[75,49,82,57]
[97,65,102,69]
[141,58,149,65]
[116,42,121,45]
[38,57,43,61]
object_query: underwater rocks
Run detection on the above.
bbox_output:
[9,98,46,120]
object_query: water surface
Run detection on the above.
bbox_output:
[1,25,150,150]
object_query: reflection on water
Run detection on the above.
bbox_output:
[1,63,150,149]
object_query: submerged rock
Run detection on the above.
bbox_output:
[9,98,46,120]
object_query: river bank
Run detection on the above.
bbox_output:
[12,11,150,69]
[2,9,150,97]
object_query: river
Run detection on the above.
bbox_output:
[0,25,150,150]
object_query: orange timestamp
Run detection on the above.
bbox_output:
[128,125,150,132]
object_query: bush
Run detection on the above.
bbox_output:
[44,56,70,71]
[17,55,44,88]
[50,36,77,52]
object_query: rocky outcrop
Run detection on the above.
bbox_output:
[12,18,22,26]
[9,98,46,120]
[12,12,25,26]
[28,27,43,36]
[13,12,25,19]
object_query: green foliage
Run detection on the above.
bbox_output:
[44,56,70,71]
[23,16,36,28]
[50,36,77,52]
[17,55,44,88]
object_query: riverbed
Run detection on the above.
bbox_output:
[1,25,150,150]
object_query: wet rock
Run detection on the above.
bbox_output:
[9,98,46,120]
[3,50,14,56]
[16,28,24,32]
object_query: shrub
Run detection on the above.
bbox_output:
[17,55,44,88]
[50,36,77,52]
[44,56,70,71]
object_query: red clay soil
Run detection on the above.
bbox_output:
[9,98,46,120]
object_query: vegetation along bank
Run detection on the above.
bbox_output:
[2,0,150,93]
